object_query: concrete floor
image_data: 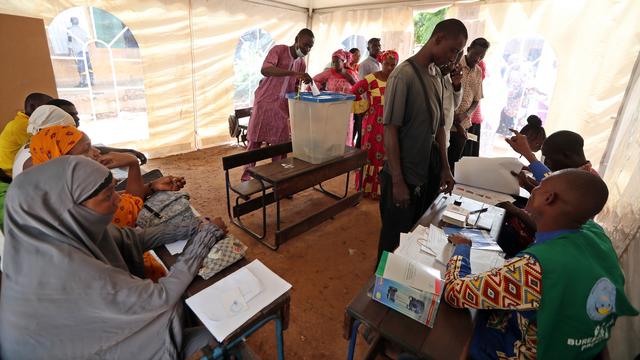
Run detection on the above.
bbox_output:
[148,144,382,359]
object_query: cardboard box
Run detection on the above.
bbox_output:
[372,251,443,327]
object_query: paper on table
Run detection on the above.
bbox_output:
[455,157,523,195]
[467,133,478,142]
[186,260,292,341]
[310,82,321,96]
[203,287,249,321]
[470,248,505,274]
[423,225,453,265]
[165,240,187,255]
[453,184,515,206]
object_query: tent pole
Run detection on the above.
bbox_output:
[188,0,200,150]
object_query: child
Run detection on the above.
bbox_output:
[446,169,638,359]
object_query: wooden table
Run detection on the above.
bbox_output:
[344,278,473,360]
[246,147,367,250]
[343,192,506,360]
[154,246,290,359]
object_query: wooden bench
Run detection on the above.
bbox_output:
[222,142,292,241]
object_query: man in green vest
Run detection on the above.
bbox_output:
[445,169,638,359]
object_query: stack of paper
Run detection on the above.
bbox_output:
[186,260,291,341]
[455,157,523,195]
[373,251,443,327]
[442,204,469,227]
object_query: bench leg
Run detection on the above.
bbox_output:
[230,183,268,241]
[313,171,351,200]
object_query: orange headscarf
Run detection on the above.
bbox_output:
[30,125,84,165]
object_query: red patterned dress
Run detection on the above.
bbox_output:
[351,73,386,199]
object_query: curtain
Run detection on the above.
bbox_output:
[309,6,414,76]
[0,0,306,158]
[445,0,640,169]
[596,53,640,360]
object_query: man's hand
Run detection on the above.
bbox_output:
[455,122,468,140]
[151,176,186,192]
[450,64,463,86]
[392,181,411,208]
[496,201,519,215]
[505,129,535,160]
[440,169,455,194]
[200,216,228,235]
[297,72,312,84]
[98,152,138,169]
[448,234,472,246]
[510,169,538,192]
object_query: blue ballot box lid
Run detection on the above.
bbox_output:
[286,91,356,103]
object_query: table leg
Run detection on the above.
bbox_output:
[347,319,361,360]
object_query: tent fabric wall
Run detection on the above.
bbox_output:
[308,6,414,76]
[0,0,306,158]
[596,53,640,360]
[446,0,640,169]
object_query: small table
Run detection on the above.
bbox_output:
[246,147,367,250]
[344,278,473,360]
[343,193,506,359]
[154,246,290,359]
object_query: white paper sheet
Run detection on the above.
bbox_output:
[186,260,292,341]
[310,81,321,96]
[453,184,516,206]
[165,240,187,255]
[455,157,523,195]
[469,249,506,274]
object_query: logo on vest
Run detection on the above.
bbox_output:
[586,277,616,321]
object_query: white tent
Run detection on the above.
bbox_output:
[1,0,638,357]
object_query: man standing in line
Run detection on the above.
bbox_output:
[358,38,382,80]
[241,29,314,181]
[376,19,468,266]
[448,38,489,171]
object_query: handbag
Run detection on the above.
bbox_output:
[198,234,248,279]
[136,191,196,228]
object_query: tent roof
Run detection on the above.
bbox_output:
[272,0,450,11]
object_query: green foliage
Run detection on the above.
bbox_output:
[414,8,448,45]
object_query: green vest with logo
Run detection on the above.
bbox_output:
[522,220,638,358]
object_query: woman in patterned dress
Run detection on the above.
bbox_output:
[351,50,398,199]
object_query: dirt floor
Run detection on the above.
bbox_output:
[147,144,381,360]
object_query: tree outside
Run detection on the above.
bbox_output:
[413,8,448,47]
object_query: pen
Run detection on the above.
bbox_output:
[469,207,489,215]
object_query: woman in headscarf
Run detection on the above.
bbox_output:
[0,156,227,359]
[12,105,77,177]
[28,125,185,281]
[312,49,358,93]
[351,50,398,199]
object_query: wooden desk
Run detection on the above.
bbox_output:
[154,246,290,358]
[246,147,367,250]
[344,278,473,360]
[343,193,506,359]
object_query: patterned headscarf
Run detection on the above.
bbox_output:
[332,49,351,64]
[29,125,85,165]
[376,50,399,64]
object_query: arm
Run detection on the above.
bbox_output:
[351,78,369,100]
[312,70,330,90]
[505,130,552,181]
[95,145,147,165]
[98,152,146,199]
[437,124,454,193]
[341,69,357,85]
[260,46,311,83]
[444,240,541,310]
[382,72,411,208]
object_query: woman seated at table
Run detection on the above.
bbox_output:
[0,156,228,359]
[28,125,185,280]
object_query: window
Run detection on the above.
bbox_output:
[482,35,557,157]
[341,35,367,57]
[233,28,274,109]
[413,8,447,54]
[46,7,148,145]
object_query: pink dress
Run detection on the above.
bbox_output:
[247,45,306,145]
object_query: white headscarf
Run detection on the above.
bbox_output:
[26,105,76,135]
